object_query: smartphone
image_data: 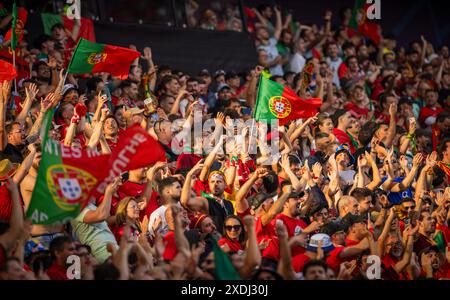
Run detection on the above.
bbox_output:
[120,172,129,182]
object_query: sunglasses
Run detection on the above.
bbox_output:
[225,225,241,231]
[404,206,416,210]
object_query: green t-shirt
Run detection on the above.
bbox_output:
[71,203,118,263]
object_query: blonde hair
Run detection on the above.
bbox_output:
[115,197,139,227]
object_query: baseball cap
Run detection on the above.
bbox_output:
[320,222,345,237]
[214,69,226,79]
[335,144,355,166]
[61,84,78,97]
[198,69,210,77]
[247,193,272,210]
[217,83,231,92]
[225,71,239,81]
[341,213,366,232]
[306,233,335,253]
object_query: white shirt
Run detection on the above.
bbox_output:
[289,52,306,73]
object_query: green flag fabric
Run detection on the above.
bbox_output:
[211,237,241,280]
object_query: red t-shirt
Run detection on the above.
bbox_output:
[419,106,444,125]
[46,262,68,280]
[176,153,203,170]
[255,217,279,260]
[0,183,24,222]
[292,253,311,273]
[382,254,409,280]
[110,224,140,243]
[162,231,177,261]
[325,238,359,272]
[218,237,244,252]
[276,214,307,257]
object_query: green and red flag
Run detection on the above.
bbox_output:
[41,13,96,42]
[4,3,27,50]
[26,111,166,225]
[254,75,322,126]
[348,0,381,44]
[0,59,17,81]
[211,237,241,280]
[67,38,140,80]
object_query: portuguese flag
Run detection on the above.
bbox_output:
[26,111,166,225]
[25,109,111,225]
[212,237,241,280]
[254,75,322,126]
[4,3,27,50]
[348,0,381,44]
[0,59,17,81]
[41,13,96,42]
[67,38,140,79]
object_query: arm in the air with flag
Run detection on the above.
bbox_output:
[83,178,121,224]
[0,80,11,151]
[0,178,24,254]
[181,160,208,213]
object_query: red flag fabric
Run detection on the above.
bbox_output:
[4,7,28,44]
[0,59,17,81]
[89,124,166,201]
[63,15,96,42]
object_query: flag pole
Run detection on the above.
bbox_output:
[12,48,17,94]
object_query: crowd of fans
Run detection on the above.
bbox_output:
[0,2,449,281]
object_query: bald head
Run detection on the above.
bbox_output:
[337,196,360,218]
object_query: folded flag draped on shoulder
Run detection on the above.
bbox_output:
[0,59,17,81]
[254,75,322,126]
[41,13,96,42]
[26,110,166,225]
[348,0,382,44]
[4,3,27,50]
[67,38,140,79]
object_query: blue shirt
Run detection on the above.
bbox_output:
[381,177,413,204]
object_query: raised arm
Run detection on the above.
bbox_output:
[390,153,422,192]
[13,145,36,184]
[394,224,418,274]
[365,151,382,190]
[0,81,11,151]
[273,6,283,41]
[261,184,291,226]
[181,160,208,213]
[239,216,261,278]
[0,178,24,253]
[384,103,397,149]
[276,220,296,280]
[83,178,121,224]
[235,168,267,213]
[16,83,39,125]
[87,108,108,149]
[199,136,224,182]
[377,208,396,257]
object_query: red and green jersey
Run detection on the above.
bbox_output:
[67,38,140,79]
[254,75,322,126]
